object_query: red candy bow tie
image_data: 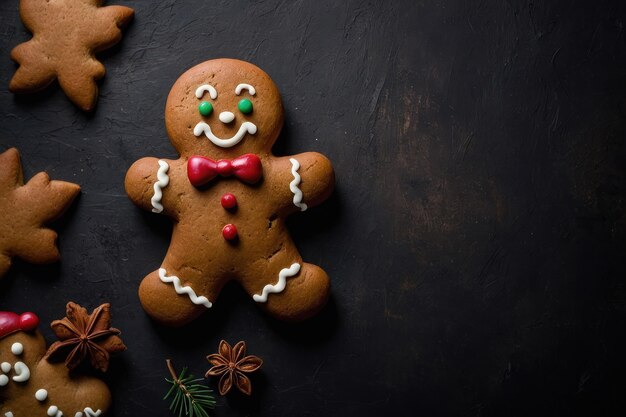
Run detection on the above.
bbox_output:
[0,311,39,339]
[187,154,263,186]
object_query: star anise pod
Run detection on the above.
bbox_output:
[205,340,263,395]
[44,302,126,372]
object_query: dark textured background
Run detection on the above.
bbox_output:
[1,0,626,416]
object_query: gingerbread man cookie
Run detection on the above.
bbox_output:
[0,304,126,416]
[9,0,134,111]
[125,59,335,325]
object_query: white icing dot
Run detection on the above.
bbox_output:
[0,362,11,373]
[47,406,58,416]
[219,111,235,123]
[5,412,14,417]
[35,388,48,401]
[0,374,8,386]
[75,413,83,417]
[10,342,23,355]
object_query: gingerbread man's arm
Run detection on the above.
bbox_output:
[270,152,334,214]
[125,157,185,219]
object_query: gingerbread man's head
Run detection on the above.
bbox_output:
[165,59,284,159]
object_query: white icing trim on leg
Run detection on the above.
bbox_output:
[288,158,308,211]
[158,268,212,308]
[253,263,301,303]
[151,160,170,213]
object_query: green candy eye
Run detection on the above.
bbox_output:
[198,101,213,116]
[238,99,253,114]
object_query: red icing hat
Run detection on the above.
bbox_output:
[0,312,39,339]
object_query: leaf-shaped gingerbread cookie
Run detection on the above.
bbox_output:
[0,148,80,279]
[9,0,134,111]
[0,305,126,416]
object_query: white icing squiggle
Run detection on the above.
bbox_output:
[253,263,301,303]
[195,84,217,99]
[158,268,212,308]
[288,158,308,211]
[151,160,170,214]
[82,408,102,417]
[235,83,256,96]
[12,362,29,382]
[193,121,257,148]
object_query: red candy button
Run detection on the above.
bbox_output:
[19,312,39,331]
[222,224,238,241]
[221,193,237,210]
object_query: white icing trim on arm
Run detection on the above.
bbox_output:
[253,263,301,303]
[195,84,217,99]
[235,83,256,95]
[151,160,170,214]
[158,268,212,308]
[12,362,29,382]
[288,158,308,211]
[193,121,257,148]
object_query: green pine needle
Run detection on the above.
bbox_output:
[164,359,216,417]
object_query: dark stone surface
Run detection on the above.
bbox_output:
[1,0,626,415]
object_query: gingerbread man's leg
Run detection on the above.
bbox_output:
[138,269,207,326]
[238,239,330,322]
[138,228,227,326]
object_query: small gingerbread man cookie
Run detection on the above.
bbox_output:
[125,59,335,325]
[0,304,126,416]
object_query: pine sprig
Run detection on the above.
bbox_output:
[164,359,216,417]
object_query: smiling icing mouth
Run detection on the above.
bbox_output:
[193,122,257,148]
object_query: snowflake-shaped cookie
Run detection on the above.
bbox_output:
[0,148,80,278]
[9,0,134,111]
